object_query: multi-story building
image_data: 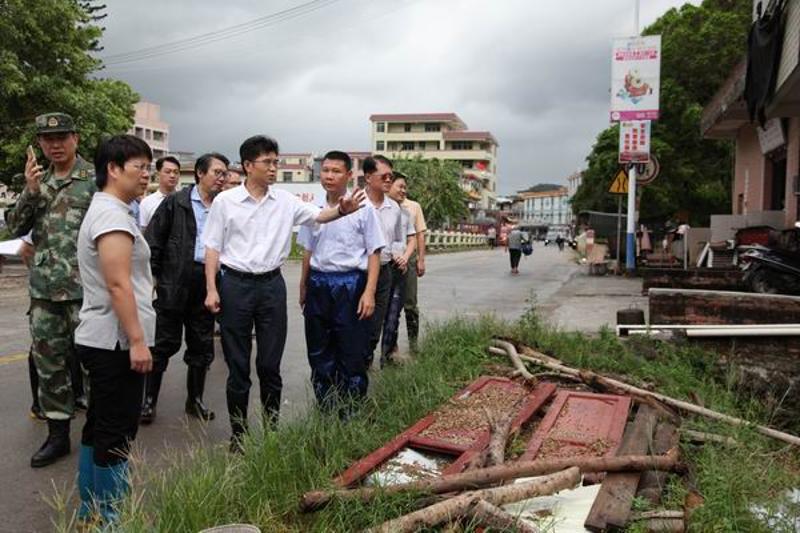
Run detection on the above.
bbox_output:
[277,153,313,183]
[369,113,499,209]
[129,101,169,160]
[566,171,583,199]
[701,0,799,230]
[516,185,571,226]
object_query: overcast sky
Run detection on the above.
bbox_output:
[99,0,698,194]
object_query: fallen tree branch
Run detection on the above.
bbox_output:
[492,339,537,383]
[485,409,515,467]
[365,468,578,533]
[301,453,680,512]
[465,499,540,533]
[631,510,685,521]
[680,429,738,447]
[490,342,800,448]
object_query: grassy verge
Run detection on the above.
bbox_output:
[59,311,800,532]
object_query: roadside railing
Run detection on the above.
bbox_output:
[425,230,488,251]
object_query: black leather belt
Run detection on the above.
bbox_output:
[221,265,281,280]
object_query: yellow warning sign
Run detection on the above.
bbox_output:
[609,168,629,194]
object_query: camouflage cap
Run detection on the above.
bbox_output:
[35,113,76,134]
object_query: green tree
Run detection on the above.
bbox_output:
[0,0,139,185]
[571,0,752,225]
[393,157,469,228]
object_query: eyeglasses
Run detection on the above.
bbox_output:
[377,172,394,182]
[127,163,150,173]
[251,158,279,168]
[212,169,227,178]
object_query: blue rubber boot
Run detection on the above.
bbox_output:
[94,460,129,526]
[77,445,95,521]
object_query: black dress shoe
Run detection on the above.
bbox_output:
[186,398,215,421]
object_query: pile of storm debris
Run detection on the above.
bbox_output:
[299,339,800,532]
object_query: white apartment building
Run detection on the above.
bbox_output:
[129,101,169,160]
[517,186,571,226]
[369,113,499,209]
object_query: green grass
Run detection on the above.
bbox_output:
[55,310,800,532]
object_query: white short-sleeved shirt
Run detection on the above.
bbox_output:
[203,183,322,273]
[138,189,167,228]
[75,192,156,350]
[297,198,386,272]
[372,196,414,264]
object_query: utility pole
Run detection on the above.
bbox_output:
[625,0,640,272]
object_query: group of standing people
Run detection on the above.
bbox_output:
[8,113,427,527]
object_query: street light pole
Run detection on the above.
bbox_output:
[625,0,640,272]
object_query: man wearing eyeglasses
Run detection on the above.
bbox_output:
[362,156,413,368]
[203,135,365,452]
[5,112,96,467]
[142,153,229,425]
[139,156,180,229]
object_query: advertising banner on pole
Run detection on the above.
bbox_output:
[610,35,661,121]
[618,120,651,163]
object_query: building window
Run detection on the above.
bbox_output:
[283,171,293,182]
[145,129,152,140]
[376,122,385,132]
[134,127,144,139]
[418,142,427,150]
[425,123,440,132]
[401,142,415,151]
[376,141,385,151]
[404,123,412,132]
[153,131,164,142]
[451,141,473,150]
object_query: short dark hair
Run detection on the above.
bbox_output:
[362,155,393,176]
[392,170,407,183]
[239,135,279,175]
[322,150,352,172]
[194,152,230,183]
[156,156,180,171]
[94,134,152,189]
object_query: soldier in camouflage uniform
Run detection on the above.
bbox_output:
[6,113,97,467]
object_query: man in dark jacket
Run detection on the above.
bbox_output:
[141,153,229,424]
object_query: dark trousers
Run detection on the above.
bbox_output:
[402,256,419,347]
[381,264,407,363]
[218,267,287,430]
[152,263,214,372]
[78,345,144,467]
[368,264,393,366]
[303,270,369,408]
[510,249,522,269]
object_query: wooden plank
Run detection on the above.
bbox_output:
[636,421,679,505]
[584,405,658,531]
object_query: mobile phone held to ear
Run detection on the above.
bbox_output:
[27,145,38,166]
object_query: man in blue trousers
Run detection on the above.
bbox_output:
[298,151,384,416]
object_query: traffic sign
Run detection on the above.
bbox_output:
[609,168,629,194]
[628,154,660,186]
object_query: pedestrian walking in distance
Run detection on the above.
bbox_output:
[74,134,156,525]
[506,225,529,275]
[487,226,497,249]
[203,135,366,453]
[6,113,95,468]
[141,153,229,424]
[298,151,384,417]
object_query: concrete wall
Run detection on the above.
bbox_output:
[733,124,765,214]
[648,288,800,324]
[785,117,800,226]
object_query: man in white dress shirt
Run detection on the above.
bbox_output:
[203,135,365,451]
[138,156,180,229]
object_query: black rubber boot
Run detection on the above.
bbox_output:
[31,419,71,468]
[140,371,164,425]
[185,366,215,421]
[261,392,281,431]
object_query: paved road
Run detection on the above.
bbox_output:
[0,246,580,532]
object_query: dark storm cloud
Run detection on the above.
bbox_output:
[99,0,696,193]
